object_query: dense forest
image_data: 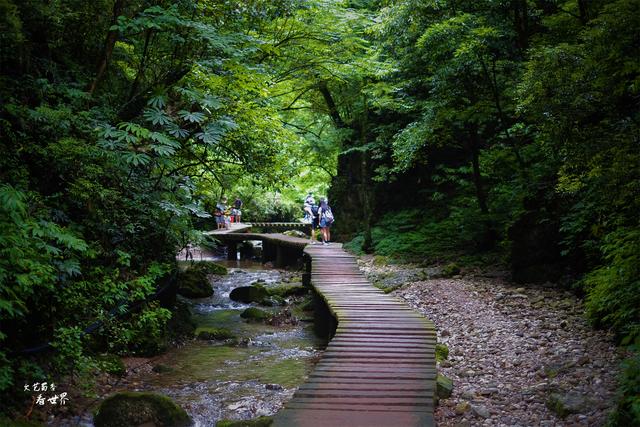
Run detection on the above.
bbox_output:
[0,0,638,425]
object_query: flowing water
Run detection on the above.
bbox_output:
[62,258,324,427]
[143,260,325,426]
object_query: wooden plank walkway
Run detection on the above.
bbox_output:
[273,243,436,427]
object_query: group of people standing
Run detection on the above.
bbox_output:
[215,196,243,229]
[303,192,334,245]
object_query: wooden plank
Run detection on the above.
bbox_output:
[270,237,435,427]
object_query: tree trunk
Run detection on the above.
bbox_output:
[88,0,125,95]
[468,129,488,214]
[317,80,345,129]
[512,0,529,50]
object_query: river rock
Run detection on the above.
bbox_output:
[177,265,216,298]
[471,404,490,419]
[94,392,192,427]
[546,392,591,417]
[240,307,270,322]
[230,285,269,303]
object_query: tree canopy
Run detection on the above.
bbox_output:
[1,0,638,423]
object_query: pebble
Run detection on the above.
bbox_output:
[357,258,622,427]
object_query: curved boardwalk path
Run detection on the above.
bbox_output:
[273,243,436,427]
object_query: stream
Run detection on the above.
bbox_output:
[144,260,325,426]
[65,257,325,427]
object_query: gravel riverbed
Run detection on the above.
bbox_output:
[359,257,622,427]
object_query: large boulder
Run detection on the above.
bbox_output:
[94,392,192,427]
[176,262,226,298]
[229,285,269,303]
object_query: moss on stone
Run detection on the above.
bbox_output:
[240,307,270,322]
[436,374,453,400]
[94,392,191,427]
[229,285,269,303]
[177,267,213,298]
[268,284,308,298]
[216,416,273,427]
[441,262,461,277]
[435,343,449,362]
[373,255,389,266]
[195,327,236,340]
[191,262,227,276]
[152,364,175,374]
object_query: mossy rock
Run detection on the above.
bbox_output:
[268,284,308,298]
[299,297,315,312]
[240,307,270,322]
[167,300,196,342]
[259,296,286,307]
[230,285,269,303]
[96,354,126,376]
[436,374,453,400]
[441,263,461,277]
[435,343,449,363]
[196,327,236,340]
[152,364,175,374]
[373,255,389,266]
[94,392,192,427]
[190,262,227,276]
[177,268,213,299]
[216,416,273,427]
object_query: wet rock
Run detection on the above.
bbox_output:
[177,266,214,298]
[240,307,270,322]
[152,364,175,374]
[265,384,283,391]
[196,327,236,340]
[94,392,192,427]
[230,285,269,303]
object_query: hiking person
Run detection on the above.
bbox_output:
[303,192,315,223]
[215,196,227,229]
[231,197,243,223]
[318,197,334,245]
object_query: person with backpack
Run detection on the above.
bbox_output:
[318,197,334,245]
[302,191,315,223]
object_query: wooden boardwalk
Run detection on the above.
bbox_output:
[273,243,436,427]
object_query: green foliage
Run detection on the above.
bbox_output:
[608,348,640,426]
[584,229,640,343]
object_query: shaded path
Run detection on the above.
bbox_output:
[273,243,437,427]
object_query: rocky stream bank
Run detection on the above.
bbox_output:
[360,256,622,427]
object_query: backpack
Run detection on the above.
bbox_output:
[323,207,334,224]
[311,205,319,217]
